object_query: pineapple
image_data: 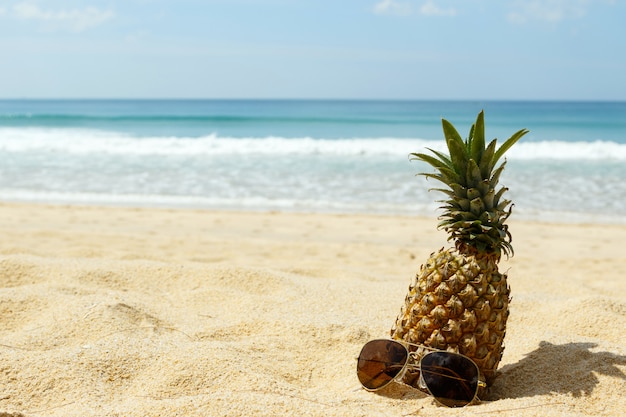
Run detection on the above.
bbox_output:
[390,110,528,387]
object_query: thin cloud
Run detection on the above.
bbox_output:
[419,0,456,17]
[372,0,413,16]
[373,0,456,17]
[507,0,589,24]
[12,2,114,32]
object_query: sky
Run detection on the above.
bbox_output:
[0,0,624,100]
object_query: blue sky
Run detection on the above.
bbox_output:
[0,0,624,100]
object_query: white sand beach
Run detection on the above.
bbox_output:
[1,202,625,416]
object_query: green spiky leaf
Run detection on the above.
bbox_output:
[410,111,527,258]
[493,128,529,167]
[470,110,486,163]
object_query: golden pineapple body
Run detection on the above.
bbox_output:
[391,247,509,385]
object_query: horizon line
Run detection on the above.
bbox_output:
[1,97,625,103]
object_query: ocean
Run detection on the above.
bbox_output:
[1,99,625,224]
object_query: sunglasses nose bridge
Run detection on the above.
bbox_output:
[390,350,424,390]
[391,349,416,381]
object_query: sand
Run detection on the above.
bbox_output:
[0,202,625,417]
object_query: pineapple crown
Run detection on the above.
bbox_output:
[411,110,528,259]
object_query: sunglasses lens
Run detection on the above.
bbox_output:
[357,340,409,390]
[420,352,479,407]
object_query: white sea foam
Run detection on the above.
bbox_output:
[1,127,625,222]
[1,187,624,224]
[511,140,626,160]
[1,127,625,160]
[0,188,435,215]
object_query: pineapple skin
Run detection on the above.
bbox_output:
[390,247,510,387]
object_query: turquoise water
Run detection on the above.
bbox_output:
[1,99,625,223]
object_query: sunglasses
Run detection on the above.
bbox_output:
[356,339,487,407]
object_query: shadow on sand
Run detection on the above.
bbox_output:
[488,341,626,400]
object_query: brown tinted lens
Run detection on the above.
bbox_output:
[420,352,479,407]
[357,340,408,390]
